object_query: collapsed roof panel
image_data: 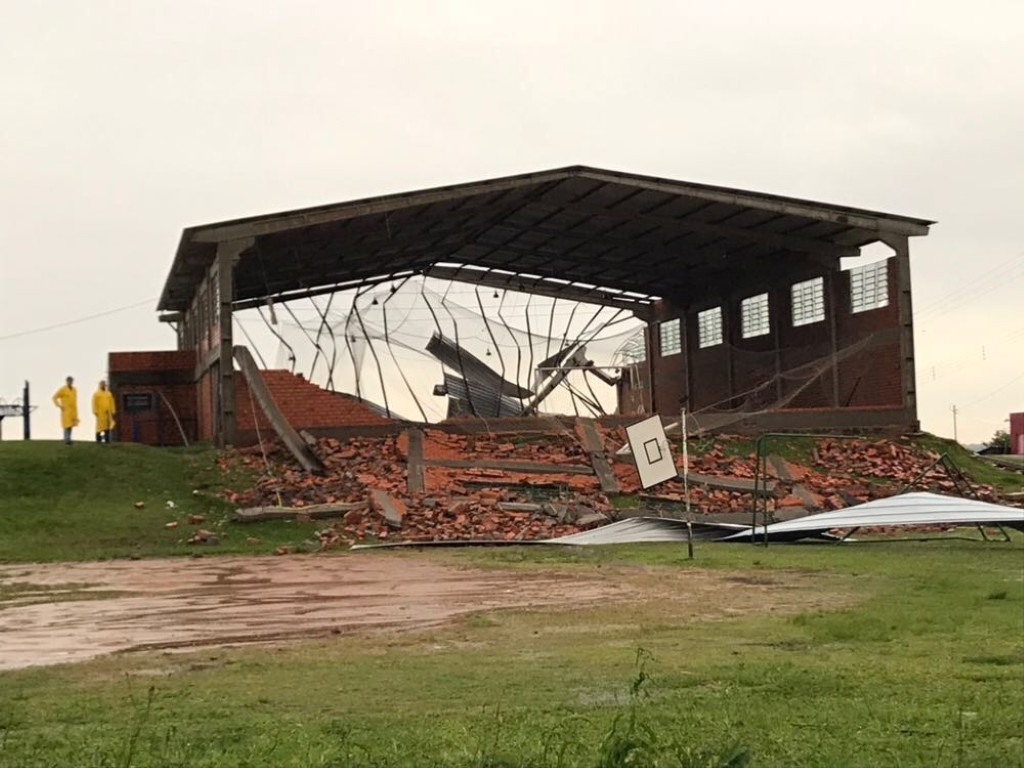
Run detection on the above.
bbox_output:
[426,332,532,400]
[723,492,1024,542]
[437,373,524,419]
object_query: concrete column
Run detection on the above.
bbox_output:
[723,300,735,408]
[644,324,656,414]
[214,237,253,447]
[881,233,918,427]
[827,270,840,407]
[682,312,693,411]
[772,284,784,401]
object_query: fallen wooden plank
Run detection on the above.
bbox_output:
[406,428,425,494]
[369,489,406,528]
[423,458,594,475]
[459,478,562,490]
[766,455,818,508]
[683,470,777,495]
[766,455,796,482]
[234,345,325,475]
[496,502,544,513]
[576,418,621,495]
[234,501,365,523]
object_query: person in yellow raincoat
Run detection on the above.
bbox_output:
[92,380,116,444]
[52,376,79,445]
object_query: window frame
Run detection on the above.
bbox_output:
[850,260,889,313]
[659,318,682,357]
[697,306,724,348]
[740,293,770,339]
[791,277,825,327]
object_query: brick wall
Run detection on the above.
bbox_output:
[834,260,902,407]
[197,369,214,442]
[1011,412,1024,455]
[638,258,907,427]
[108,351,399,445]
[108,351,197,446]
[235,369,393,444]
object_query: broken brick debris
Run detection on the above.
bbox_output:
[186,529,219,545]
[216,429,1014,547]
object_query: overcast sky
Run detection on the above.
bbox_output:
[1,0,1022,444]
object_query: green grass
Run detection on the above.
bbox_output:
[1,541,1022,767]
[980,455,1024,472]
[914,435,1024,494]
[0,441,326,562]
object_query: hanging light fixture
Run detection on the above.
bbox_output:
[492,290,499,299]
[485,348,492,356]
[371,296,379,306]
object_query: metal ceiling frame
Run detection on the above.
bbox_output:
[159,165,934,314]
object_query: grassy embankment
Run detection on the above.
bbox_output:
[1,434,1020,562]
[0,441,320,562]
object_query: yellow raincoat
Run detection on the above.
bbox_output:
[53,385,79,429]
[92,389,116,432]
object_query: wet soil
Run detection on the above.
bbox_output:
[0,555,628,669]
[0,554,841,670]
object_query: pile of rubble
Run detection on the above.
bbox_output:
[217,428,1011,547]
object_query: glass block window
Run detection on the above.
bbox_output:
[791,277,825,326]
[659,319,681,356]
[698,307,723,348]
[740,293,770,339]
[211,277,220,328]
[850,260,889,313]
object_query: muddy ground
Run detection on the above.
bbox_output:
[0,554,841,670]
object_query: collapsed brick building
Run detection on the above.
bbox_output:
[109,166,933,448]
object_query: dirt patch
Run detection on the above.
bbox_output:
[0,555,843,670]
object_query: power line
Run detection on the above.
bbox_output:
[959,371,1024,411]
[0,298,157,342]
[913,253,1024,319]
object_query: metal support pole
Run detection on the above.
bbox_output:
[682,407,691,518]
[761,445,770,547]
[22,381,30,440]
[751,433,765,543]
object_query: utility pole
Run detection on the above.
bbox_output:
[951,404,958,443]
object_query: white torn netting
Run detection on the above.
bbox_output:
[234,277,645,422]
[232,275,886,430]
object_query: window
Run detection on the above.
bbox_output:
[698,307,723,348]
[659,319,681,356]
[211,279,220,328]
[850,260,889,313]
[740,293,770,338]
[791,277,825,326]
